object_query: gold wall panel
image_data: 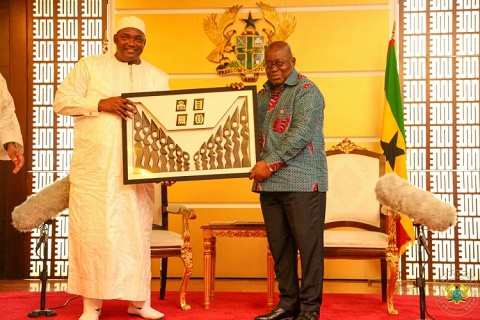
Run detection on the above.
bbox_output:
[292,10,388,72]
[118,9,388,74]
[325,260,380,279]
[116,0,388,10]
[169,78,264,91]
[169,178,259,203]
[318,76,385,137]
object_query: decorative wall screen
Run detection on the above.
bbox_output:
[29,0,107,279]
[400,0,479,282]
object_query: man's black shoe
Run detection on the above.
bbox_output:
[295,311,319,320]
[254,306,298,320]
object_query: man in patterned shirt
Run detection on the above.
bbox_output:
[233,40,327,320]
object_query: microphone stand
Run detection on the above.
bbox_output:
[414,223,430,320]
[28,219,57,318]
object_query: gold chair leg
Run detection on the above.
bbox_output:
[386,249,399,315]
[179,245,193,310]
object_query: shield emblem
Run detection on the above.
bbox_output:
[236,34,265,71]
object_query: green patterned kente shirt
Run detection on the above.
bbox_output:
[252,69,328,193]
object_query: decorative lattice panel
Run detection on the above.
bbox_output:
[30,0,106,278]
[400,0,480,282]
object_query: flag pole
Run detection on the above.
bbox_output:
[391,21,396,40]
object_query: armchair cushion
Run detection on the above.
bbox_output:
[150,230,183,247]
[324,230,388,248]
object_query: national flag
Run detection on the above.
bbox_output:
[380,37,415,255]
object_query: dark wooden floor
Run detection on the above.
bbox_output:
[0,278,434,296]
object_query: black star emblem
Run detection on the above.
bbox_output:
[381,131,405,170]
[242,12,260,29]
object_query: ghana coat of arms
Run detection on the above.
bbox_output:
[203,2,296,82]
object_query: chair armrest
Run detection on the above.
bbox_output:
[166,204,191,215]
[165,204,196,244]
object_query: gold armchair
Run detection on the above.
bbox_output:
[324,138,399,315]
[150,183,196,310]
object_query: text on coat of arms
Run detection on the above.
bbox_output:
[203,2,296,82]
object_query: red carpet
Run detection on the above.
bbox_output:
[1,291,478,319]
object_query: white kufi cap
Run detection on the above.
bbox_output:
[115,16,146,35]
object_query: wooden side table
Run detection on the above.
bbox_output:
[201,221,275,309]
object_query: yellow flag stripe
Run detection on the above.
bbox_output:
[381,39,414,255]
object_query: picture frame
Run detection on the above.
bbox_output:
[121,86,259,184]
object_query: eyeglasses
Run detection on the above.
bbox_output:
[264,60,286,69]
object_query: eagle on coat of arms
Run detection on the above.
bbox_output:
[203,5,242,65]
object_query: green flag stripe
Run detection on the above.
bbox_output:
[385,39,406,139]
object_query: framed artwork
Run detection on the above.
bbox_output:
[121,86,259,184]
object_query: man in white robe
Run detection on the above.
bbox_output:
[0,72,25,174]
[54,16,168,320]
